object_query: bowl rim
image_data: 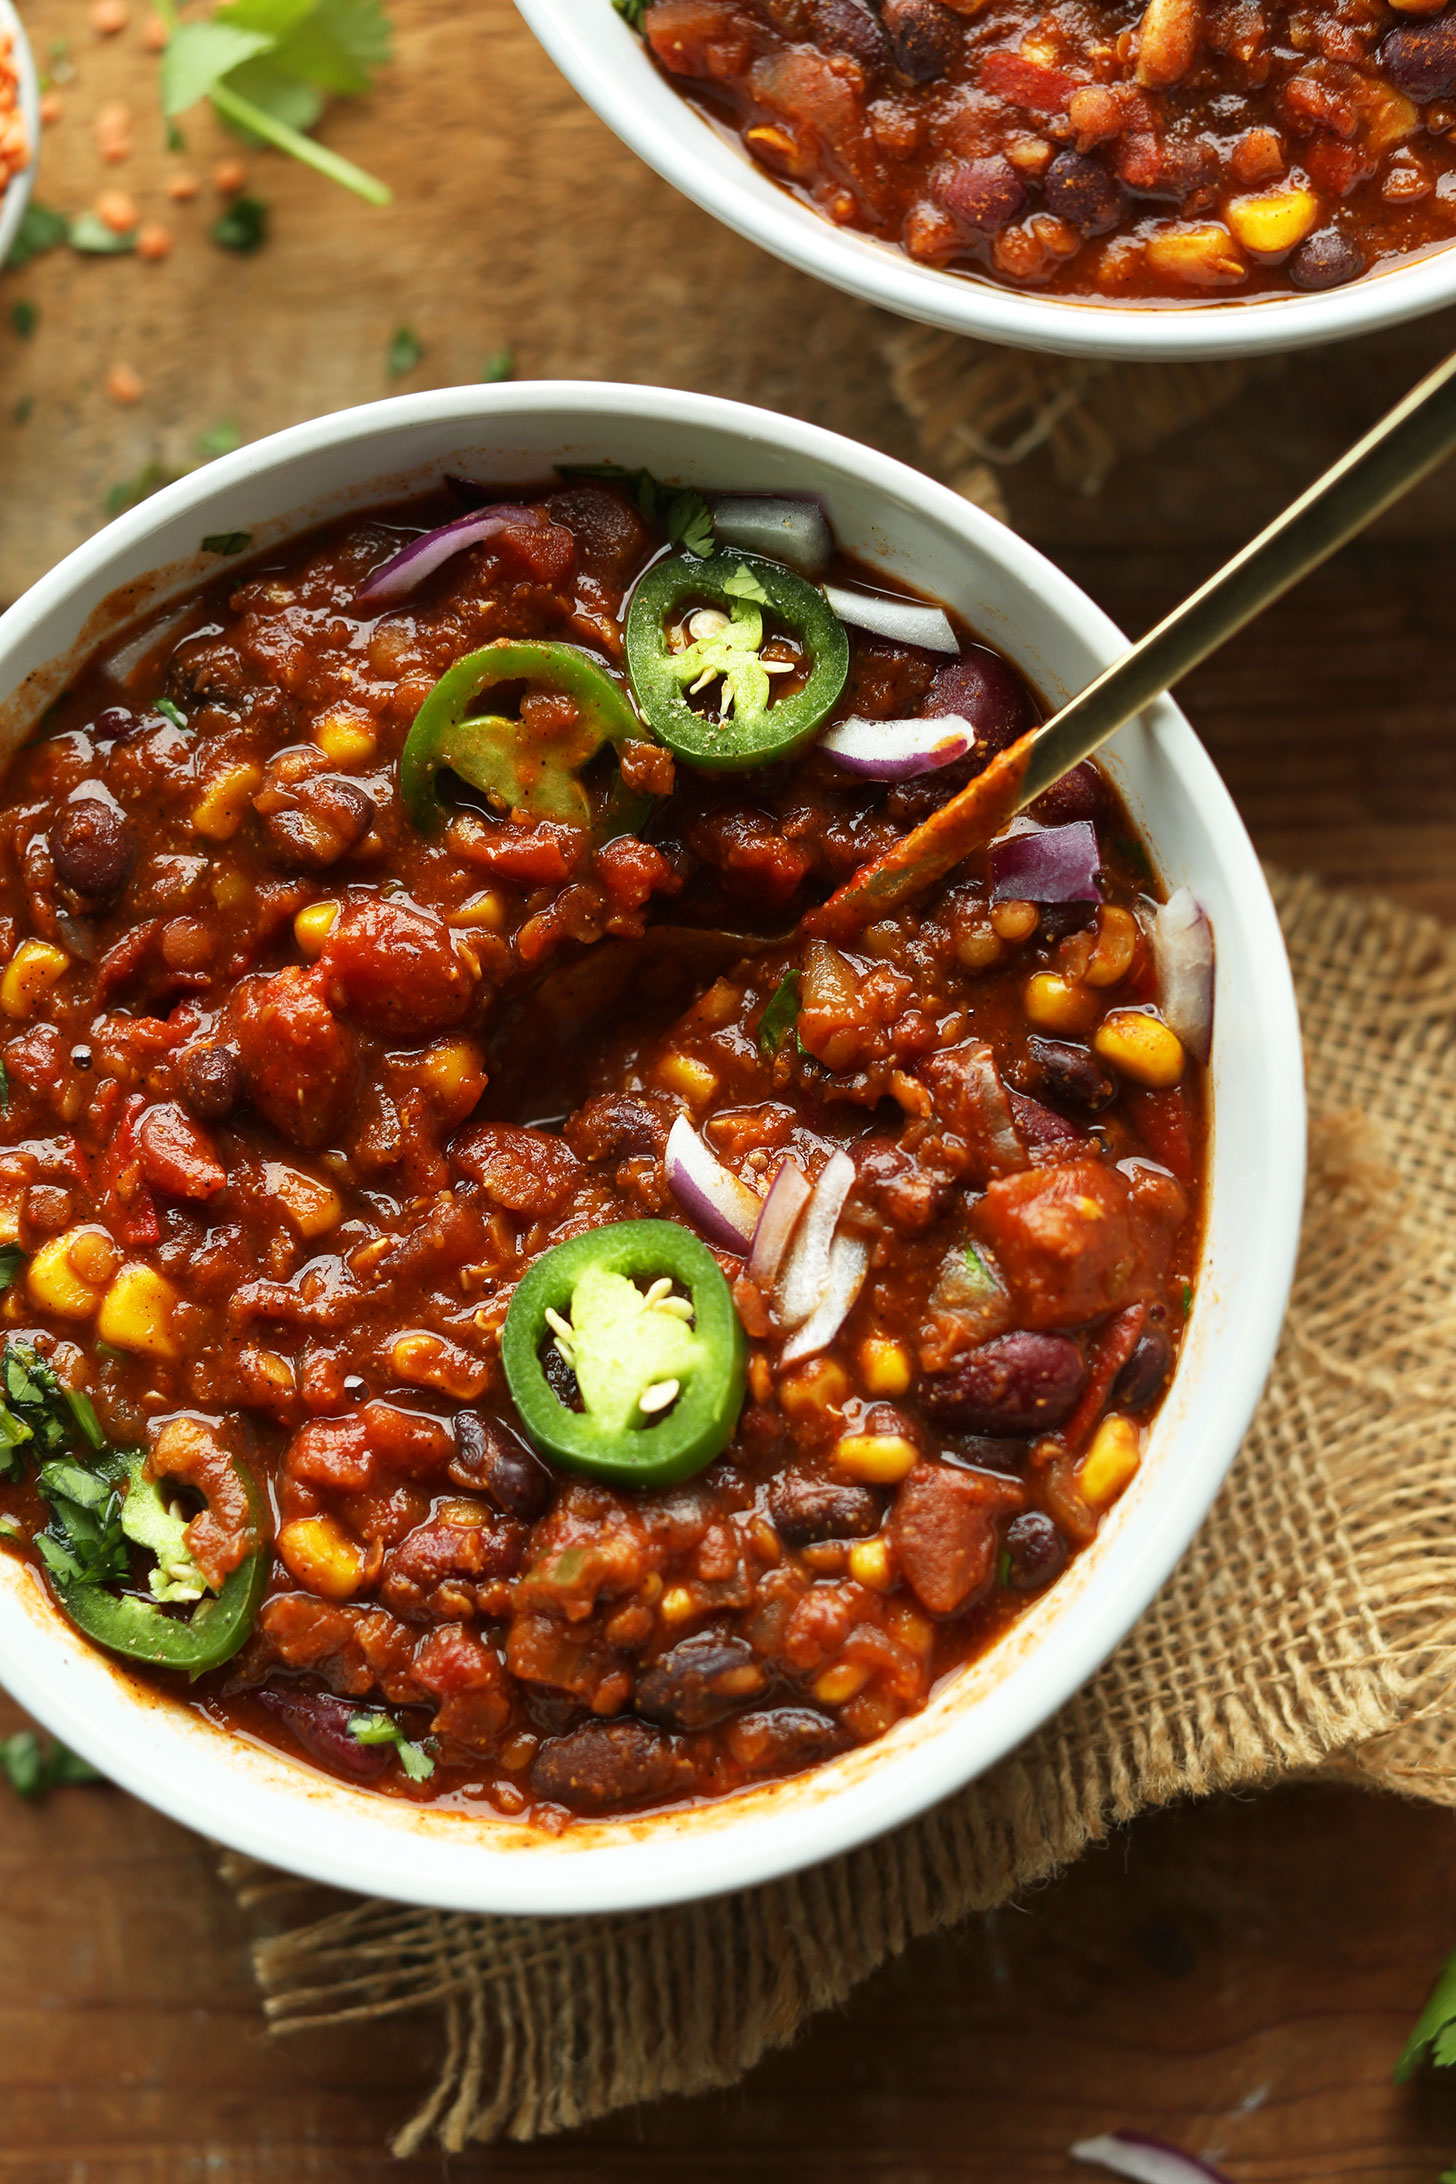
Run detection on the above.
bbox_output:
[513,0,1456,363]
[0,381,1306,1912]
[0,0,40,272]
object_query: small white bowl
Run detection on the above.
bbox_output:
[516,0,1456,362]
[0,0,38,272]
[0,383,1303,1913]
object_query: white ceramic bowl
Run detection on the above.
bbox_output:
[0,383,1303,1912]
[0,0,39,271]
[517,0,1456,362]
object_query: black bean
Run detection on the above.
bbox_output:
[941,155,1027,232]
[635,1632,768,1731]
[177,1042,244,1121]
[882,0,960,79]
[1026,1036,1117,1113]
[1043,149,1123,234]
[48,795,135,902]
[449,1411,555,1522]
[530,1719,694,1813]
[725,1705,848,1775]
[1288,230,1366,291]
[1039,900,1100,941]
[1113,1326,1173,1411]
[922,1331,1086,1436]
[768,1470,883,1545]
[1003,1510,1067,1591]
[811,0,888,66]
[1380,20,1456,99]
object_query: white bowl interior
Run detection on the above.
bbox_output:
[0,0,39,271]
[515,0,1456,362]
[0,384,1305,1912]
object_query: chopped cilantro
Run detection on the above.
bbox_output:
[4,202,69,272]
[13,397,33,428]
[1182,1281,1193,1317]
[69,213,138,256]
[0,1247,24,1293]
[388,324,424,378]
[557,462,716,559]
[0,1056,9,1116]
[195,419,241,461]
[9,300,37,340]
[1397,1946,1456,2081]
[997,1548,1012,1587]
[0,1514,22,1542]
[155,698,189,732]
[481,347,515,383]
[613,0,650,24]
[211,195,270,253]
[202,531,253,557]
[347,1709,435,1781]
[107,463,170,519]
[0,1730,103,1801]
[758,971,801,1058]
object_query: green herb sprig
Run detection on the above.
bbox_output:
[0,1730,103,1800]
[348,1709,435,1781]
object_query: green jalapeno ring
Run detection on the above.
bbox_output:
[400,638,656,840]
[501,1220,747,1489]
[51,1447,270,1679]
[625,550,850,772]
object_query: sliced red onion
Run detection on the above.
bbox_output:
[817,713,974,781]
[356,504,547,608]
[1150,886,1215,1064]
[1071,2130,1231,2183]
[822,582,959,655]
[665,1115,762,1254]
[775,1148,856,1331]
[990,819,1101,905]
[709,495,833,576]
[780,1232,870,1366]
[747,1159,811,1290]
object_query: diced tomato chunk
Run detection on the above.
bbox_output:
[233,965,359,1149]
[322,898,474,1040]
[971,1154,1140,1327]
[138,1101,226,1201]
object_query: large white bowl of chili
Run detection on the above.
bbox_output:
[0,383,1303,1913]
[516,0,1456,361]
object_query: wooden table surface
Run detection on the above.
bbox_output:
[3,3,1456,2179]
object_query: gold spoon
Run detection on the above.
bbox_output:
[808,345,1456,941]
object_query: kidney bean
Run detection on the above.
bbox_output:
[1025,1036,1117,1113]
[812,0,888,66]
[1288,230,1366,290]
[91,706,136,740]
[254,1686,392,1781]
[635,1632,768,1731]
[260,775,376,871]
[450,1411,555,1522]
[941,155,1027,232]
[1003,1509,1067,1590]
[530,1719,696,1813]
[1043,149,1123,234]
[725,1706,849,1775]
[1381,21,1456,99]
[1113,1324,1173,1410]
[882,0,960,79]
[922,1331,1086,1436]
[49,795,136,902]
[177,1042,244,1121]
[926,645,1034,758]
[1008,1089,1088,1155]
[1029,759,1105,827]
[768,1469,883,1545]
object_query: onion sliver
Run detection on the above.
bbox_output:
[357,504,547,608]
[780,1232,869,1367]
[822,582,958,654]
[775,1148,856,1331]
[1150,886,1215,1063]
[1071,2131,1231,2183]
[748,1160,811,1289]
[709,495,833,577]
[817,713,973,782]
[664,1116,762,1254]
[990,819,1101,905]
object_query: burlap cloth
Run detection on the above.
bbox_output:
[218,862,1456,2156]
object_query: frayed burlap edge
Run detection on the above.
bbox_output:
[226,865,1456,2157]
[884,322,1288,508]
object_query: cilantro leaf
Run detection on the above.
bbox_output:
[388,324,423,377]
[0,1057,9,1116]
[758,971,800,1058]
[481,347,514,384]
[1397,1947,1456,2081]
[557,463,716,559]
[613,0,650,25]
[0,1248,22,1294]
[347,1709,435,1780]
[107,462,171,519]
[202,531,253,556]
[5,201,69,272]
[195,419,242,460]
[69,213,137,256]
[160,21,275,115]
[219,55,323,135]
[253,0,393,96]
[155,698,189,731]
[0,1730,103,1800]
[212,196,270,252]
[9,300,37,340]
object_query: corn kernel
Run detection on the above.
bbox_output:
[659,1585,696,1623]
[211,866,251,912]
[445,889,506,931]
[27,1231,109,1320]
[1,939,69,1020]
[1225,183,1320,256]
[1143,223,1247,286]
[887,1600,934,1655]
[97,1263,179,1358]
[390,1329,488,1401]
[314,713,377,767]
[1093,1008,1186,1088]
[834,1433,919,1485]
[656,1051,719,1106]
[779,1357,851,1421]
[813,1660,871,1706]
[848,1537,894,1591]
[748,1353,774,1407]
[1078,1412,1142,1509]
[277,1514,367,1601]
[990,898,1038,943]
[1083,904,1139,988]
[264,1162,342,1239]
[1023,971,1099,1036]
[190,762,263,842]
[418,1039,485,1103]
[858,1335,913,1398]
[694,978,740,1029]
[745,122,812,179]
[293,899,340,959]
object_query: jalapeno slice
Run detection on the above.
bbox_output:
[625,550,850,771]
[400,638,656,839]
[501,1220,747,1488]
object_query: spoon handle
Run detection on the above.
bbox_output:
[1017,343,1456,806]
